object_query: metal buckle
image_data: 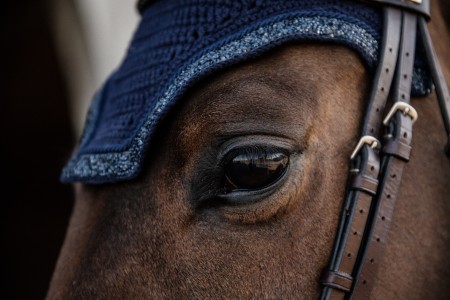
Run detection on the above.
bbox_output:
[408,0,422,4]
[383,102,418,126]
[350,136,381,160]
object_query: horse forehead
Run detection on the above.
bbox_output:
[177,44,366,127]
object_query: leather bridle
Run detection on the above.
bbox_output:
[320,0,450,299]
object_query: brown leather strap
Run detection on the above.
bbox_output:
[321,7,423,299]
[322,0,450,298]
[352,10,418,298]
[322,152,379,300]
[360,8,402,139]
[352,117,413,298]
[320,7,401,300]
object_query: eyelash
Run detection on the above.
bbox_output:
[220,146,287,167]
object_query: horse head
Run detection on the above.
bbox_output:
[48,0,450,298]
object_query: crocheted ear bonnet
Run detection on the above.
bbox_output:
[61,0,430,184]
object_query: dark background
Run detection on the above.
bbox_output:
[1,0,75,299]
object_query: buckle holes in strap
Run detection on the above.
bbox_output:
[363,280,367,285]
[347,253,352,258]
[381,216,386,221]
[370,258,374,263]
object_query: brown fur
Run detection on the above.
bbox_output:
[48,2,450,299]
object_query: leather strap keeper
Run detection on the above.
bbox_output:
[350,174,378,195]
[383,139,412,161]
[361,0,430,19]
[321,270,353,292]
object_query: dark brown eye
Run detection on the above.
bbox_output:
[224,149,289,193]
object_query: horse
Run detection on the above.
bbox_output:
[47,0,450,298]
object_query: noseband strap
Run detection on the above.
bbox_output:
[321,0,450,298]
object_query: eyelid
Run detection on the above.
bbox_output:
[220,145,290,167]
[216,135,301,167]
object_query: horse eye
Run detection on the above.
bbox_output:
[223,149,289,193]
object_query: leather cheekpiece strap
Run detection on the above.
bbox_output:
[320,6,402,300]
[321,5,428,299]
[322,0,450,298]
[352,10,418,298]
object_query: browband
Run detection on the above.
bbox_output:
[137,0,430,18]
[362,0,430,19]
[321,0,450,298]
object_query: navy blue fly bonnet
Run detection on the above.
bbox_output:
[61,0,431,183]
